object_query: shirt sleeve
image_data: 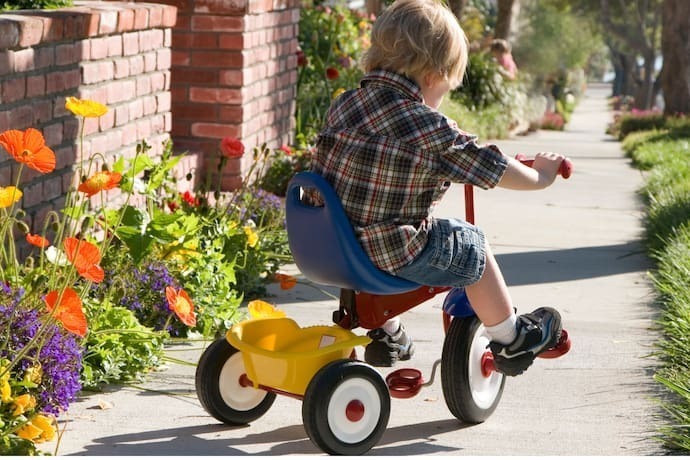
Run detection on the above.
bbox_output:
[437,132,509,190]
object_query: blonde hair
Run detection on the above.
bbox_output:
[361,0,469,88]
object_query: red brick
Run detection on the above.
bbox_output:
[99,109,116,131]
[148,6,164,28]
[2,77,26,104]
[174,67,218,85]
[12,48,35,72]
[82,117,99,136]
[106,80,137,105]
[141,29,165,51]
[190,87,242,104]
[143,95,157,115]
[129,54,145,75]
[173,31,218,49]
[174,102,217,121]
[16,16,44,48]
[218,33,245,50]
[157,48,171,70]
[117,8,135,32]
[56,42,80,66]
[132,5,150,29]
[0,19,20,49]
[218,105,244,122]
[191,122,240,138]
[26,74,45,98]
[129,99,144,120]
[144,51,157,72]
[42,122,63,148]
[162,6,177,28]
[98,9,118,35]
[38,15,64,42]
[191,50,243,68]
[42,175,64,201]
[195,0,247,14]
[136,118,152,140]
[113,57,130,79]
[171,50,191,66]
[192,15,244,32]
[156,92,171,113]
[90,37,109,60]
[106,35,123,57]
[151,71,168,92]
[249,0,274,14]
[121,123,138,145]
[135,75,151,97]
[123,31,139,56]
[46,69,80,94]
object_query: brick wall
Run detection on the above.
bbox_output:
[0,1,179,232]
[120,0,300,190]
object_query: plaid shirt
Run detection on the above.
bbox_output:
[312,69,508,273]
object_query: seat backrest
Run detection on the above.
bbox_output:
[285,172,418,295]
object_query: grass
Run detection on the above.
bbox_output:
[622,119,690,452]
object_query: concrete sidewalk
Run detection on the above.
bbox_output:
[47,83,668,456]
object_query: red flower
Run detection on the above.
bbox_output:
[220,137,245,159]
[167,201,178,212]
[63,237,105,283]
[26,233,50,248]
[279,144,292,155]
[326,67,339,80]
[44,287,87,337]
[297,49,308,67]
[182,190,199,206]
[0,128,56,174]
[165,286,197,327]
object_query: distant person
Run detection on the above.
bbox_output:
[491,38,518,80]
[310,0,569,376]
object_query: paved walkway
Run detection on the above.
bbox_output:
[47,83,668,456]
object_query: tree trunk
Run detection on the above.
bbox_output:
[661,0,690,115]
[494,0,515,40]
[447,0,468,21]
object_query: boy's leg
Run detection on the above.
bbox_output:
[466,242,562,376]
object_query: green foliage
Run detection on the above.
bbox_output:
[296,5,373,142]
[452,52,515,110]
[513,1,602,80]
[0,0,72,10]
[627,126,690,451]
[81,300,165,389]
[439,96,511,140]
[259,146,313,197]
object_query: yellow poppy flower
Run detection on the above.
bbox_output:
[65,97,108,118]
[24,364,42,385]
[16,414,56,443]
[244,226,259,248]
[0,186,22,208]
[248,300,286,319]
[0,380,11,403]
[32,414,56,442]
[12,393,36,416]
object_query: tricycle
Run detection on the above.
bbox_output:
[195,156,573,455]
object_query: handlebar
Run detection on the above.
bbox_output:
[515,153,573,179]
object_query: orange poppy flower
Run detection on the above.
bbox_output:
[63,237,104,283]
[26,233,50,248]
[78,171,122,197]
[274,273,297,290]
[165,286,197,327]
[0,128,56,174]
[44,287,87,337]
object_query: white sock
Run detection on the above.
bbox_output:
[381,317,401,335]
[485,312,518,345]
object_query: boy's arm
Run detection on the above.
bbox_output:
[497,152,566,190]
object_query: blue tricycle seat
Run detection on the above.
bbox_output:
[285,172,419,295]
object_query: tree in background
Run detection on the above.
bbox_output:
[660,0,690,115]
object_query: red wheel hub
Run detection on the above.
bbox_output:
[345,399,365,422]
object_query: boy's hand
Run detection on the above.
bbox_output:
[532,152,567,188]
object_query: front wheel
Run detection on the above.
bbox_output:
[195,338,276,425]
[441,315,505,423]
[302,359,390,455]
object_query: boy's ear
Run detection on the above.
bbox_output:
[424,71,444,87]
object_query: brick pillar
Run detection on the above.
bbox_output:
[121,0,300,191]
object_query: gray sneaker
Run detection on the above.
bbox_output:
[364,324,415,367]
[489,307,562,376]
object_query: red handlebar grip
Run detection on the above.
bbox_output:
[515,154,572,179]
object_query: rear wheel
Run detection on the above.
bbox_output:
[195,338,276,425]
[441,315,505,423]
[302,359,390,455]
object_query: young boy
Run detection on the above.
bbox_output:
[311,0,568,376]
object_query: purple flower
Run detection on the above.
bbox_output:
[0,286,83,415]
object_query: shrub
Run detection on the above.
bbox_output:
[0,0,72,11]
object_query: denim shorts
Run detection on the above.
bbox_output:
[394,218,486,288]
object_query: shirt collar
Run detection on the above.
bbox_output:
[360,69,423,102]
